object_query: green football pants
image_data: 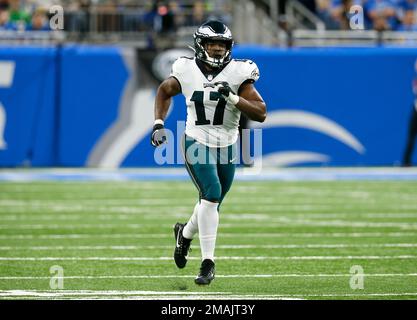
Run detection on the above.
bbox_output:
[181,134,236,205]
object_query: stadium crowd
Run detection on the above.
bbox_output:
[0,0,232,33]
[0,0,52,31]
[0,0,417,32]
[314,0,417,31]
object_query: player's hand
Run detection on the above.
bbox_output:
[151,123,167,147]
[214,81,239,105]
[215,81,234,97]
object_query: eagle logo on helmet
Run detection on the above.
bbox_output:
[193,20,234,69]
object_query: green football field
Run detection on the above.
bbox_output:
[1,180,417,300]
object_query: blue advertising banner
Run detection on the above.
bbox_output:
[1,45,417,167]
[233,47,417,166]
[0,46,57,166]
[58,45,130,167]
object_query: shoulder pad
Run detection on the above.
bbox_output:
[233,59,260,82]
[171,56,193,75]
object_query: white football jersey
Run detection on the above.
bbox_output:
[171,57,260,148]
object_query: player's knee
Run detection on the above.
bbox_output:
[219,192,227,204]
[202,182,222,203]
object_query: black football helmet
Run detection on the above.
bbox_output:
[193,20,234,68]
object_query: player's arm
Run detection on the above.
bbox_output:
[236,82,267,123]
[151,77,181,147]
[154,77,181,120]
[216,81,267,123]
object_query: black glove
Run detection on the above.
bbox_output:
[151,123,167,147]
[214,81,235,97]
[214,81,239,105]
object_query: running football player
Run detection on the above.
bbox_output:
[151,20,267,285]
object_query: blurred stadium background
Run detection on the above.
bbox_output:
[1,0,417,300]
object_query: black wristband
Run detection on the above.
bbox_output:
[153,123,164,131]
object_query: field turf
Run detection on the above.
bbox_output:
[0,180,417,300]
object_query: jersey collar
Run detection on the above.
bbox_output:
[195,59,230,82]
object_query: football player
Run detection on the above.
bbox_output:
[151,20,267,285]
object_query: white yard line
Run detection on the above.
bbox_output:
[4,197,415,205]
[3,213,417,222]
[0,232,416,240]
[0,197,415,208]
[0,224,150,229]
[0,290,416,299]
[0,290,231,297]
[2,204,417,214]
[0,234,173,239]
[215,243,417,249]
[1,255,417,261]
[224,212,417,219]
[1,273,417,280]
[0,296,302,300]
[0,215,189,221]
[1,243,417,250]
[1,220,417,229]
[0,206,192,214]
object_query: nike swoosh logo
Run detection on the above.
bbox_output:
[176,227,182,248]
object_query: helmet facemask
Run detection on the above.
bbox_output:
[194,21,234,69]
